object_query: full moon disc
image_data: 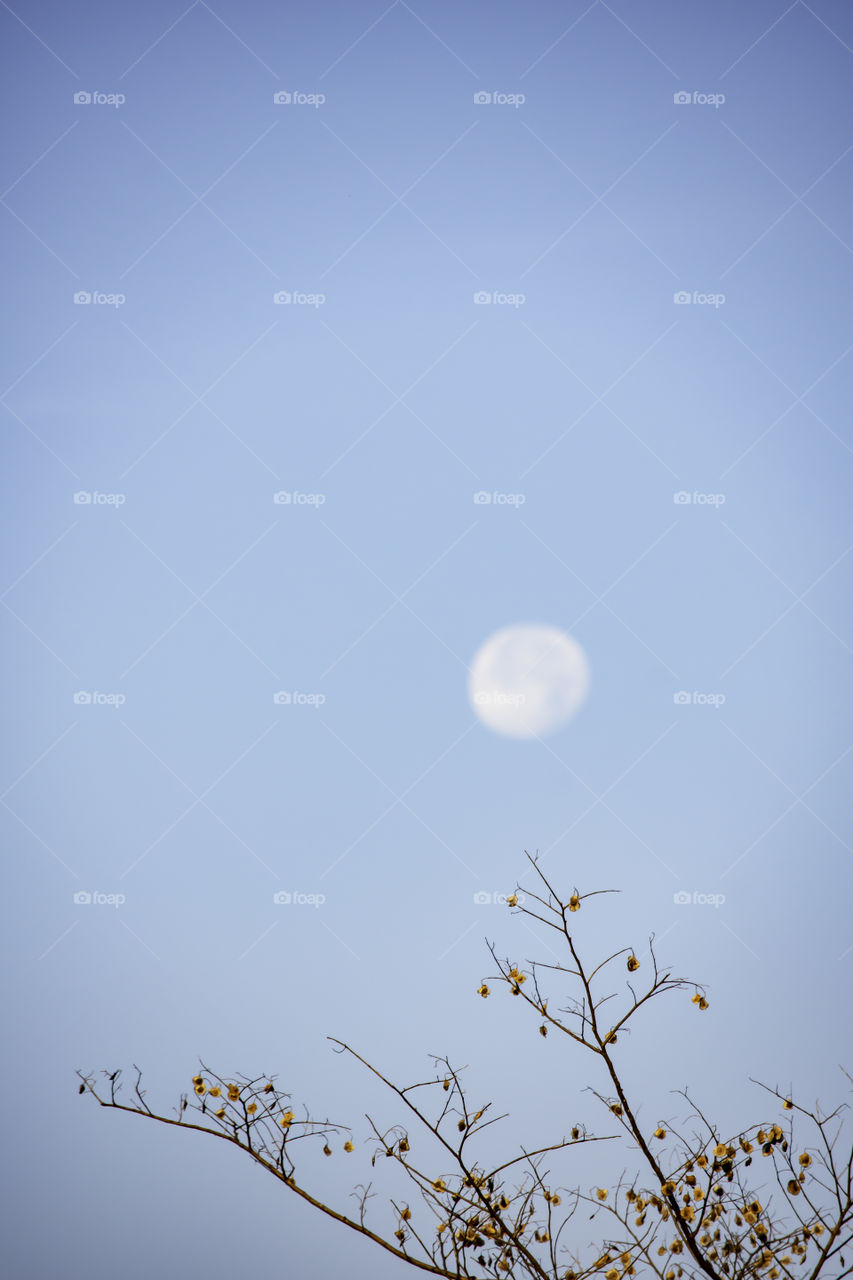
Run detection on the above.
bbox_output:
[468,624,590,739]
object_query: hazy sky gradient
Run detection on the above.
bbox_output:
[2,2,852,1276]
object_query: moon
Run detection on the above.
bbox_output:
[468,624,590,739]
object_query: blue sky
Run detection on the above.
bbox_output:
[2,1,852,1276]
